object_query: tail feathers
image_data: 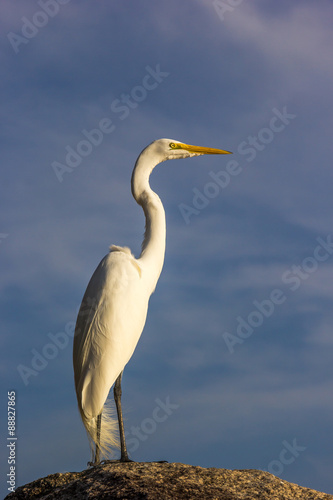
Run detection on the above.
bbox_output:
[81,401,119,461]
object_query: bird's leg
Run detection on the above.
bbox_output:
[114,371,132,462]
[95,413,102,464]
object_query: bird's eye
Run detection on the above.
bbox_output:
[169,142,180,149]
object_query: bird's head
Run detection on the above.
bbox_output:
[132,138,232,202]
[147,138,232,162]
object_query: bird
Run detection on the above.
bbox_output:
[73,138,231,465]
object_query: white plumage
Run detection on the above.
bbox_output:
[73,138,231,463]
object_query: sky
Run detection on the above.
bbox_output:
[1,0,333,497]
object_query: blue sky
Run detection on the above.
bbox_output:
[1,0,333,497]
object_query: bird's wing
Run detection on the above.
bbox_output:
[73,248,149,419]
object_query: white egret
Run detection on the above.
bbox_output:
[73,138,231,464]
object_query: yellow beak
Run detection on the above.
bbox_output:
[177,142,232,155]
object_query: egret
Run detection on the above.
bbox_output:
[73,138,231,464]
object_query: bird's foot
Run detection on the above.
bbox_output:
[90,458,166,466]
[120,455,134,463]
[87,460,101,467]
[99,457,134,465]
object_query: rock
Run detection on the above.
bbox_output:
[5,462,333,500]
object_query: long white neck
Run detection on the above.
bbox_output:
[131,151,166,292]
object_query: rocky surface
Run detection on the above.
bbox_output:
[5,462,333,500]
